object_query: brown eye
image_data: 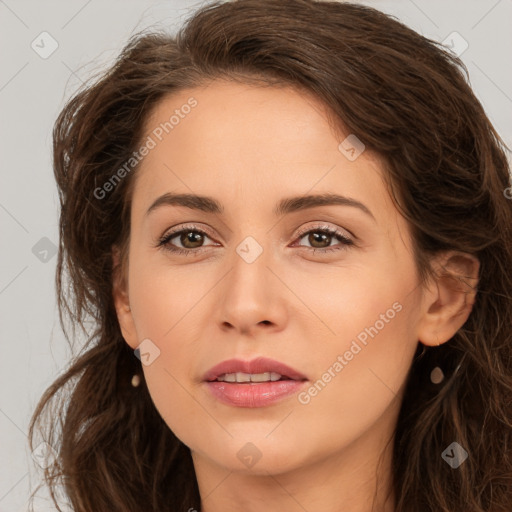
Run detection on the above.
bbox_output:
[157,226,216,255]
[179,231,205,249]
[306,231,333,248]
[295,226,353,253]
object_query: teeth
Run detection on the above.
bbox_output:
[216,372,282,383]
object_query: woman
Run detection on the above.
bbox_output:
[29,1,512,511]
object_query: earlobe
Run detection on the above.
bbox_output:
[112,244,138,349]
[417,251,479,347]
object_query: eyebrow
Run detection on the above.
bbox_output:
[145,192,375,221]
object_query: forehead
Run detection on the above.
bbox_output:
[131,80,393,226]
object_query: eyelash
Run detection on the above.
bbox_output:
[156,223,354,256]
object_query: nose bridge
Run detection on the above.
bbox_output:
[229,233,271,296]
[218,232,280,331]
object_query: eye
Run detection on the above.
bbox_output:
[293,224,354,254]
[156,223,354,256]
[156,225,217,256]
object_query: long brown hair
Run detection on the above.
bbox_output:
[29,1,512,510]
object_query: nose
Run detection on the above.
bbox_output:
[217,240,287,336]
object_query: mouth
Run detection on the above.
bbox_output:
[213,371,294,383]
[203,356,308,383]
[202,357,308,407]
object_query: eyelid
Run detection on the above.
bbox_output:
[162,223,216,240]
[294,222,353,242]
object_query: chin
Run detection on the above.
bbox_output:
[191,434,312,476]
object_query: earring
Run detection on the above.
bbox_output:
[430,366,444,384]
[131,374,141,387]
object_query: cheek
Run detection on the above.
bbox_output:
[128,250,210,340]
[279,254,414,349]
[288,261,419,419]
[290,303,416,457]
[142,361,204,453]
[127,256,211,435]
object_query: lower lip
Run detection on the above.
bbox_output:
[205,380,308,407]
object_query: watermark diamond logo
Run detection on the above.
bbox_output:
[338,134,365,161]
[441,441,468,468]
[134,338,161,366]
[236,442,262,468]
[236,236,263,264]
[442,31,469,58]
[32,236,57,263]
[31,31,59,59]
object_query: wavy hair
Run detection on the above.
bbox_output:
[29,1,512,510]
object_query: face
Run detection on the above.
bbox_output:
[114,79,431,477]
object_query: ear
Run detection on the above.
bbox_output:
[112,244,138,350]
[417,251,479,347]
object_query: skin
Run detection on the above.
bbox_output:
[113,80,479,512]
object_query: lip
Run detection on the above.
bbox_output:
[205,380,308,407]
[202,357,308,408]
[202,356,308,382]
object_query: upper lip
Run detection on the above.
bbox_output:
[203,357,308,382]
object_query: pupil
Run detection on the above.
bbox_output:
[182,231,203,248]
[310,232,330,248]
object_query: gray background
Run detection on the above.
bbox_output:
[1,0,511,510]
